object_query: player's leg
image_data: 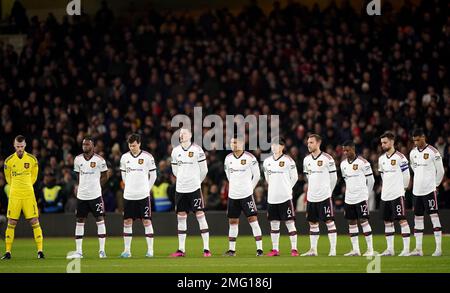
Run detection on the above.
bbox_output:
[3,198,20,258]
[67,199,87,258]
[243,196,263,256]
[226,218,239,256]
[171,192,188,256]
[397,197,411,256]
[344,203,360,256]
[29,217,44,258]
[411,195,424,256]
[225,198,240,256]
[284,200,298,255]
[380,200,395,256]
[267,203,280,256]
[121,199,133,257]
[24,197,43,258]
[302,201,319,256]
[193,190,210,256]
[324,198,337,256]
[360,219,373,256]
[139,196,154,257]
[427,191,442,256]
[93,197,107,257]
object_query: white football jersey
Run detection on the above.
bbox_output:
[378,151,409,201]
[303,152,337,202]
[224,151,260,200]
[263,154,298,204]
[120,151,157,200]
[74,154,108,200]
[410,145,444,196]
[171,143,207,193]
[340,156,373,204]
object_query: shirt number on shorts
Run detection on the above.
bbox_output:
[428,199,436,210]
[96,202,104,213]
[194,198,202,208]
[360,204,368,215]
[324,206,331,216]
[396,204,402,216]
[144,206,150,217]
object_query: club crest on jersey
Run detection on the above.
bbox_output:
[24,163,30,169]
[279,161,285,167]
[138,159,144,164]
[423,153,429,160]
[353,164,358,170]
[188,152,194,158]
[90,162,96,168]
[317,160,323,166]
[391,159,396,166]
[241,159,246,165]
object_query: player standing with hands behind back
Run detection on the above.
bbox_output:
[2,135,44,260]
[67,137,108,259]
[170,128,211,257]
[378,131,411,256]
[301,134,338,257]
[409,128,445,256]
[120,134,157,258]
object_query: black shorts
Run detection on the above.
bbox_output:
[306,197,334,222]
[123,197,152,220]
[175,189,204,213]
[76,197,105,218]
[267,200,295,221]
[413,191,439,216]
[227,195,258,219]
[381,196,406,222]
[344,200,370,220]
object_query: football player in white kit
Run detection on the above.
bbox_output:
[170,128,211,257]
[119,134,157,258]
[340,141,375,256]
[409,128,445,256]
[263,137,299,257]
[224,136,264,257]
[301,134,338,256]
[378,131,411,256]
[67,137,108,259]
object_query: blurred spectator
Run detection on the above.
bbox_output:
[38,171,64,213]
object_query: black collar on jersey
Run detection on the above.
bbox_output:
[233,151,245,159]
[181,142,192,151]
[273,153,284,161]
[418,144,429,152]
[311,151,322,160]
[347,156,357,164]
[386,149,396,159]
[130,150,142,158]
[83,153,94,161]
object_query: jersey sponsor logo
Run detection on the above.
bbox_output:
[188,152,194,157]
[353,164,358,170]
[138,159,144,164]
[24,162,30,169]
[90,162,96,168]
[423,153,429,160]
[279,161,285,167]
[317,160,323,166]
[241,159,246,165]
[390,159,396,166]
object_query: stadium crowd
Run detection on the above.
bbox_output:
[0,0,449,216]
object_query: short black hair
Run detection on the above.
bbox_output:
[83,136,94,144]
[380,131,396,141]
[342,140,355,148]
[14,135,26,143]
[412,128,425,137]
[127,133,141,144]
[308,134,322,142]
[271,136,286,146]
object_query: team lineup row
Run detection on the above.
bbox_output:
[1,127,445,260]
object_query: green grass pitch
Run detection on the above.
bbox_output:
[0,235,449,273]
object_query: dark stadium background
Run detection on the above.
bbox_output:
[0,0,449,221]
